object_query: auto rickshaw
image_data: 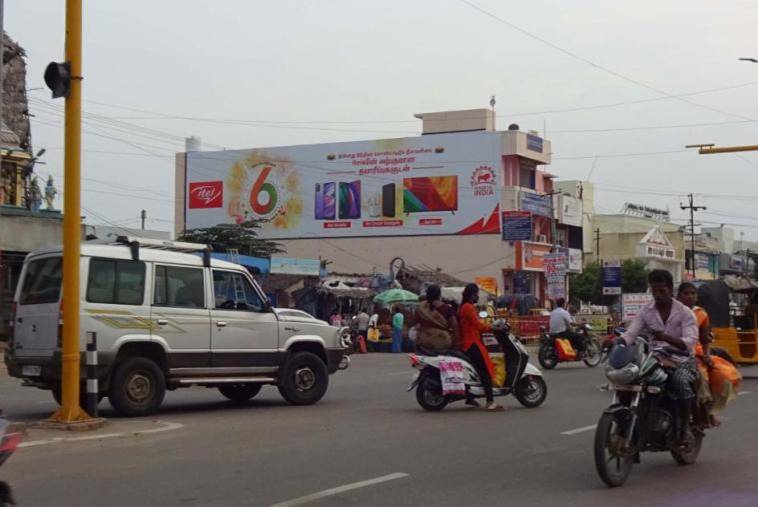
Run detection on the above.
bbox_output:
[698,278,758,364]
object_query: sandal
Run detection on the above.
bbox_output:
[485,402,504,411]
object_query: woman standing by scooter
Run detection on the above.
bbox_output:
[459,283,502,411]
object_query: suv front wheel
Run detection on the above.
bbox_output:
[109,357,166,417]
[278,351,328,405]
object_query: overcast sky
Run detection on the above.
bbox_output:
[9,0,758,240]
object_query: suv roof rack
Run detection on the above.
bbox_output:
[115,236,212,267]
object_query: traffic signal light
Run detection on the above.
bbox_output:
[44,61,72,99]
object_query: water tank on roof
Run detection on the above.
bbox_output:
[185,136,202,152]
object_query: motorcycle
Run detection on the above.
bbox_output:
[600,327,626,363]
[0,411,21,506]
[538,323,602,369]
[407,319,547,411]
[594,337,706,487]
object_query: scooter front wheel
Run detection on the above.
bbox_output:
[538,344,558,370]
[415,376,448,412]
[514,375,547,408]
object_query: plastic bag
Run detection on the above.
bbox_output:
[490,352,506,387]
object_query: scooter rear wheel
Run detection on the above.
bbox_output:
[538,344,558,370]
[416,376,448,412]
[514,375,547,408]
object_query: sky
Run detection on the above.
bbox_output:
[8,0,758,239]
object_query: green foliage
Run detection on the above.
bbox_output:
[621,259,648,293]
[178,220,284,258]
[569,259,649,306]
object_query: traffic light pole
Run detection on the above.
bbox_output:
[50,0,89,423]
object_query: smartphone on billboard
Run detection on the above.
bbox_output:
[382,183,396,217]
[338,181,361,219]
[314,183,324,220]
[323,182,336,220]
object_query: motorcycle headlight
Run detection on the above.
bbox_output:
[606,363,640,385]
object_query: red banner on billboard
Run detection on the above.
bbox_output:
[189,181,223,209]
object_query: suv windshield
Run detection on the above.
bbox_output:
[19,257,62,305]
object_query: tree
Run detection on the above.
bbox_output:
[569,261,602,305]
[621,259,648,293]
[178,220,284,258]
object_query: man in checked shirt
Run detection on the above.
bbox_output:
[621,269,700,449]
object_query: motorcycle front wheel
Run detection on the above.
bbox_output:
[415,376,448,412]
[538,344,558,370]
[594,412,634,487]
[583,339,602,368]
[514,375,547,408]
[671,432,703,465]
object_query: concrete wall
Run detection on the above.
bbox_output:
[0,211,72,251]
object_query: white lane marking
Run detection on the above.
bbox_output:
[561,424,597,436]
[270,472,409,507]
[18,421,184,448]
[738,390,751,396]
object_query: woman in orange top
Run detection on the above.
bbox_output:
[458,283,502,411]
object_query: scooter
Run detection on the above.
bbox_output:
[407,319,547,411]
[538,323,602,369]
[0,411,21,506]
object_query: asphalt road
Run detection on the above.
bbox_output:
[2,354,757,507]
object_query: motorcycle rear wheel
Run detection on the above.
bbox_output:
[671,432,703,465]
[594,412,634,487]
[415,376,448,412]
[538,344,558,370]
[583,339,602,368]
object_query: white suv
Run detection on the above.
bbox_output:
[5,237,348,416]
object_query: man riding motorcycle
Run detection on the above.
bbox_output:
[620,269,699,449]
[549,297,584,354]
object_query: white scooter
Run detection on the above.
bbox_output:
[407,317,547,411]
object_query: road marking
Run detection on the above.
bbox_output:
[561,424,597,436]
[269,472,409,507]
[738,390,751,396]
[18,421,184,448]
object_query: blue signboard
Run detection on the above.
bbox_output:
[502,211,532,241]
[520,192,552,217]
[526,134,544,153]
[602,259,622,295]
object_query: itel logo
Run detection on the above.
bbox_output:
[189,181,223,208]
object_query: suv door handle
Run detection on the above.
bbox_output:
[284,327,300,333]
[156,319,168,326]
[216,321,227,328]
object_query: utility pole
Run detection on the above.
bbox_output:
[50,0,90,423]
[680,193,706,278]
[140,209,146,230]
[594,228,601,262]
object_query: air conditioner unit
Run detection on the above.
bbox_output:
[537,234,548,243]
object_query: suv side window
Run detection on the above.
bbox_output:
[87,258,146,305]
[213,270,264,312]
[19,257,62,305]
[153,265,205,308]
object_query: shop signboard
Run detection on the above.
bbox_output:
[184,132,503,239]
[526,133,544,153]
[568,248,583,273]
[519,192,552,217]
[502,211,532,241]
[602,259,622,295]
[622,293,653,322]
[475,276,499,296]
[544,253,568,299]
[520,242,553,271]
[558,194,582,227]
[270,257,321,276]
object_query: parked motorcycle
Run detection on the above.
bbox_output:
[0,411,21,506]
[538,323,602,369]
[407,320,547,411]
[594,338,706,487]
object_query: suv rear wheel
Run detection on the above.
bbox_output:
[278,351,328,405]
[109,357,166,417]
[218,384,262,402]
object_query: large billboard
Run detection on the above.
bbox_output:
[184,133,503,238]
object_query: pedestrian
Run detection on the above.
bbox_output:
[392,305,404,353]
[330,311,342,327]
[355,309,370,336]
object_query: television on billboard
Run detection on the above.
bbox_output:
[183,133,503,239]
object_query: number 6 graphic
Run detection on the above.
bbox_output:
[249,165,278,215]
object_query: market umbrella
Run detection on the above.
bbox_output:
[373,289,419,305]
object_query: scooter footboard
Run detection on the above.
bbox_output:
[524,362,543,377]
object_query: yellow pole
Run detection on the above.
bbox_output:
[699,144,758,154]
[51,0,89,422]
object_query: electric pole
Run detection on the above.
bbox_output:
[594,228,601,262]
[140,209,146,230]
[680,193,706,278]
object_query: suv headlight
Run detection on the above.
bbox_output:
[340,328,352,348]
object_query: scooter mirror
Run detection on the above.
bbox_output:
[478,311,489,319]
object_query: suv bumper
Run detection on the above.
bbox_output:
[4,349,114,389]
[326,348,348,373]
